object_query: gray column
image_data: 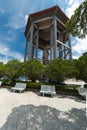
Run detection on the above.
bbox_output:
[64,46,66,59]
[28,23,34,60]
[36,29,39,59]
[24,38,28,62]
[32,46,34,58]
[53,17,57,59]
[50,25,53,60]
[68,33,72,60]
[59,33,63,58]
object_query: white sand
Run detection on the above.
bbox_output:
[0,88,86,128]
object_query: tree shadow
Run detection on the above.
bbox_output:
[0,104,86,130]
[56,94,86,104]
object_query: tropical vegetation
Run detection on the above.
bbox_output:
[66,0,87,38]
[0,54,87,85]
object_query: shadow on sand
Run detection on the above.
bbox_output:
[0,104,86,130]
[56,94,86,104]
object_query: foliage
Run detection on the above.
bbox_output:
[24,59,45,82]
[27,82,78,91]
[0,55,87,85]
[66,0,87,38]
[76,54,87,82]
[18,62,26,76]
[45,59,79,83]
[27,82,41,89]
[5,60,22,82]
[26,82,79,91]
[0,62,6,78]
[55,84,79,91]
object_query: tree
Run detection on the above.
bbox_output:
[5,60,22,82]
[0,62,5,78]
[45,59,79,83]
[24,59,44,82]
[66,0,87,38]
[76,54,87,82]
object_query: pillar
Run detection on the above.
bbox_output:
[53,16,57,59]
[43,47,49,65]
[35,29,39,59]
[59,33,63,58]
[24,38,28,62]
[28,23,34,60]
[68,33,72,60]
[50,25,53,60]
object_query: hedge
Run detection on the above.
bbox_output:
[1,79,79,91]
[26,82,79,91]
[27,82,41,89]
[55,84,79,91]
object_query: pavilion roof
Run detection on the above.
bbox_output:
[24,5,69,36]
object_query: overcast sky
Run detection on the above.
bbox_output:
[0,0,85,63]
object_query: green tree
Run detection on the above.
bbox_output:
[0,62,5,78]
[24,59,44,82]
[5,60,22,82]
[76,54,87,82]
[45,59,79,83]
[66,0,87,38]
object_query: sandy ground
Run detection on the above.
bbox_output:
[0,88,86,129]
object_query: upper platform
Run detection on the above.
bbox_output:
[24,5,69,37]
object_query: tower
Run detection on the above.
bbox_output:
[24,5,72,64]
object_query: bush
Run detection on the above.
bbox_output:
[27,82,42,89]
[24,59,44,82]
[45,59,79,83]
[1,79,11,86]
[26,82,79,91]
[55,84,79,91]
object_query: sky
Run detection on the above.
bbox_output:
[0,0,85,63]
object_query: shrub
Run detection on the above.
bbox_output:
[55,84,79,91]
[27,82,42,89]
[1,79,11,86]
[24,59,44,82]
[45,59,79,83]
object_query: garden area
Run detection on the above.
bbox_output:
[0,54,87,95]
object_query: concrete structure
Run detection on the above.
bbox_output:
[24,5,72,64]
